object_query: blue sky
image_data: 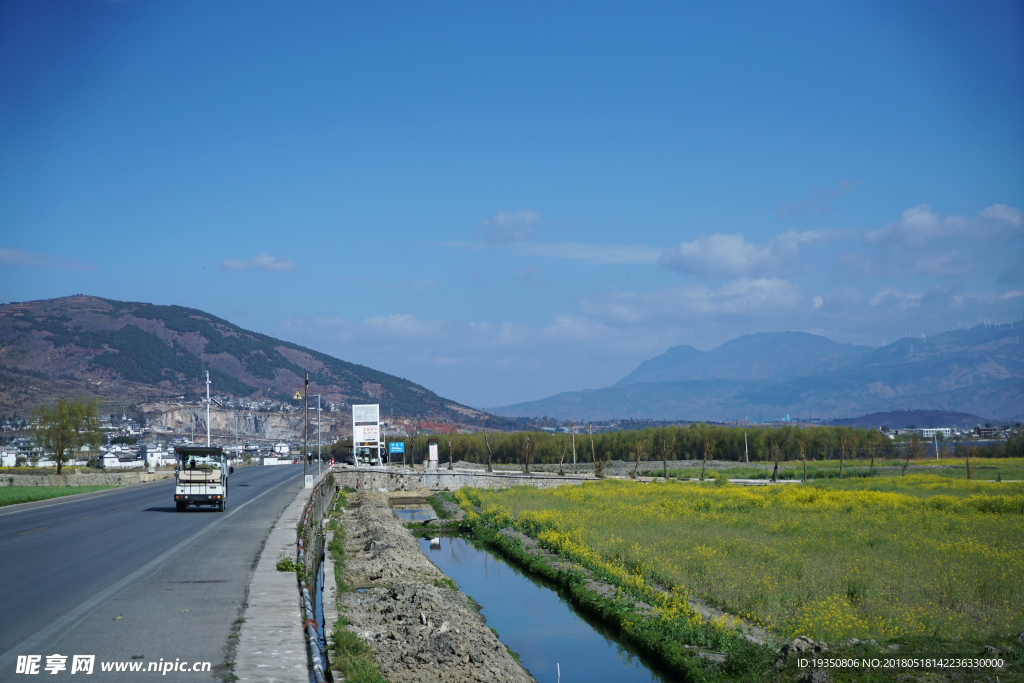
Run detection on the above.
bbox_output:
[1,0,1022,407]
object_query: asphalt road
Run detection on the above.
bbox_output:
[0,464,304,681]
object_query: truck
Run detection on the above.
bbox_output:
[174,446,233,511]
[354,445,382,466]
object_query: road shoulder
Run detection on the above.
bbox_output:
[233,479,311,683]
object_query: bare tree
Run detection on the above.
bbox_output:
[481,406,493,472]
[445,436,454,470]
[788,431,809,483]
[902,433,923,476]
[837,428,853,479]
[630,438,646,479]
[866,430,884,478]
[769,435,781,483]
[520,432,533,475]
[700,431,716,481]
[661,432,676,479]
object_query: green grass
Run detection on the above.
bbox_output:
[329,619,386,683]
[0,485,117,507]
[327,487,350,593]
[327,486,388,682]
[428,491,459,519]
[458,477,1024,681]
[463,476,1024,643]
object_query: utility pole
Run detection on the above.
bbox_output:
[304,373,309,482]
[206,371,211,447]
[744,431,748,463]
[571,424,577,465]
[317,393,321,476]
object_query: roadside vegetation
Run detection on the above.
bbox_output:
[326,486,386,683]
[456,477,1024,645]
[0,485,117,507]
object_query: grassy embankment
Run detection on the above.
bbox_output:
[324,487,387,683]
[455,475,1024,681]
[649,457,1024,482]
[0,485,118,507]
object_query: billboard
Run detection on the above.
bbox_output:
[352,404,379,424]
[354,424,379,443]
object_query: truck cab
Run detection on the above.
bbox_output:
[174,446,232,511]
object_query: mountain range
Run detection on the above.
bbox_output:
[497,325,1024,422]
[0,295,473,420]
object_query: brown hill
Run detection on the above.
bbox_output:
[0,295,474,420]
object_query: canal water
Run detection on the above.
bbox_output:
[394,507,666,683]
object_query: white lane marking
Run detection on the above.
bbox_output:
[0,471,300,670]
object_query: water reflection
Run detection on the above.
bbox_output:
[393,505,437,522]
[417,536,667,683]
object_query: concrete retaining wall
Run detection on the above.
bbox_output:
[331,466,595,492]
[0,471,174,487]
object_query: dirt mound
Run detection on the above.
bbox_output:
[339,491,534,683]
[342,491,443,588]
[344,582,532,683]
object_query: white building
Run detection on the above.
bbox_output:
[917,428,952,439]
[98,454,145,469]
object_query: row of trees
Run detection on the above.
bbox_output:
[325,422,1023,480]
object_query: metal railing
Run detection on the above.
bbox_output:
[296,472,336,683]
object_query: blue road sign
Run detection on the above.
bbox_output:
[389,442,405,453]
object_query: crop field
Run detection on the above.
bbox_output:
[460,475,1024,644]
[649,457,1024,482]
[0,485,117,507]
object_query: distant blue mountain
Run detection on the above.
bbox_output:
[498,326,1024,422]
[615,331,870,385]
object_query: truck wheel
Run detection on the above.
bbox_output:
[219,498,227,512]
[176,501,186,512]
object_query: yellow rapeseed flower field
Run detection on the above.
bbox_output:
[460,475,1024,643]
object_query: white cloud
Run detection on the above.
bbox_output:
[866,204,1022,248]
[219,253,297,272]
[835,203,1022,279]
[482,209,539,244]
[0,247,93,270]
[952,289,1024,307]
[812,296,823,309]
[584,278,803,325]
[658,229,841,277]
[869,287,923,310]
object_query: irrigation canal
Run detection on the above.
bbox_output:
[394,507,667,683]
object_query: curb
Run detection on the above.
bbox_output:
[233,478,315,682]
